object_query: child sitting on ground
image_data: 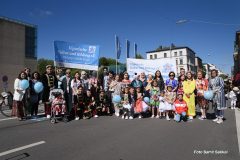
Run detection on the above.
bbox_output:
[174,93,188,122]
[96,89,110,115]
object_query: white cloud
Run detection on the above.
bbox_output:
[29,9,53,17]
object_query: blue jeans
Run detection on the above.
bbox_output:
[175,112,187,122]
[215,109,224,119]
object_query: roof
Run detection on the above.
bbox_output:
[146,46,196,54]
[0,16,37,28]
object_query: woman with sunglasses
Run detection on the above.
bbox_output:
[165,72,178,92]
[183,71,196,120]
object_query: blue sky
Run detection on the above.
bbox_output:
[1,0,240,75]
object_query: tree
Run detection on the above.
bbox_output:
[99,57,121,66]
[135,53,144,59]
[37,58,54,75]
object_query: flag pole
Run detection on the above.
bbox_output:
[115,35,118,74]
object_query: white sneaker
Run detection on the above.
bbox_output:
[166,116,170,121]
[129,116,133,120]
[115,113,119,117]
[94,115,98,118]
[125,116,129,120]
[122,115,125,119]
[151,115,154,118]
[47,115,51,119]
[75,117,79,120]
[231,107,234,109]
[198,116,206,120]
[213,117,218,122]
[189,116,193,120]
[138,115,142,119]
[216,118,223,124]
[156,115,160,119]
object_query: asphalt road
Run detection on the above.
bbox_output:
[0,105,239,160]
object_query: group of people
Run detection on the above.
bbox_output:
[11,65,239,124]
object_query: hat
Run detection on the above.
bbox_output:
[46,65,53,69]
[167,84,172,88]
[233,87,239,91]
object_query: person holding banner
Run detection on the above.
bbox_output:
[12,71,28,120]
[61,69,73,116]
[196,71,208,120]
[42,65,58,118]
[183,72,196,120]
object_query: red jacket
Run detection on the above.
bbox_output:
[174,99,188,114]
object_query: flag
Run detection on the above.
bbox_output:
[134,42,137,58]
[126,39,130,58]
[115,35,121,59]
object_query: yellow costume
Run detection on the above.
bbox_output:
[183,79,196,116]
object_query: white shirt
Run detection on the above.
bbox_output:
[13,78,26,101]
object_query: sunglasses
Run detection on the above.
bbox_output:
[170,75,174,76]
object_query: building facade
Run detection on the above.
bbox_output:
[233,31,240,78]
[0,17,37,92]
[195,56,203,72]
[146,46,197,76]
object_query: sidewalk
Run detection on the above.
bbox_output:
[235,109,240,154]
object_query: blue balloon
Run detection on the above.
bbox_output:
[112,95,121,103]
[144,97,150,103]
[20,79,29,90]
[204,90,214,100]
[34,82,44,93]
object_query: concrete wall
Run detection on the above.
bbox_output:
[0,19,37,93]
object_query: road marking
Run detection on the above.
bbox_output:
[0,141,46,157]
[0,117,17,122]
[235,110,240,154]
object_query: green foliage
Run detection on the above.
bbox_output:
[37,58,54,75]
[135,53,144,59]
[99,57,121,66]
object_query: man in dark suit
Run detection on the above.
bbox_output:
[61,69,73,116]
[42,65,58,118]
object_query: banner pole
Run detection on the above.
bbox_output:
[116,59,118,74]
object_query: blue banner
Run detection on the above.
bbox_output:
[54,41,100,70]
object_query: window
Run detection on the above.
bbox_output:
[164,53,167,58]
[176,59,178,65]
[154,54,157,59]
[179,51,183,56]
[180,58,183,65]
[174,52,177,57]
[25,26,37,59]
[150,55,153,59]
